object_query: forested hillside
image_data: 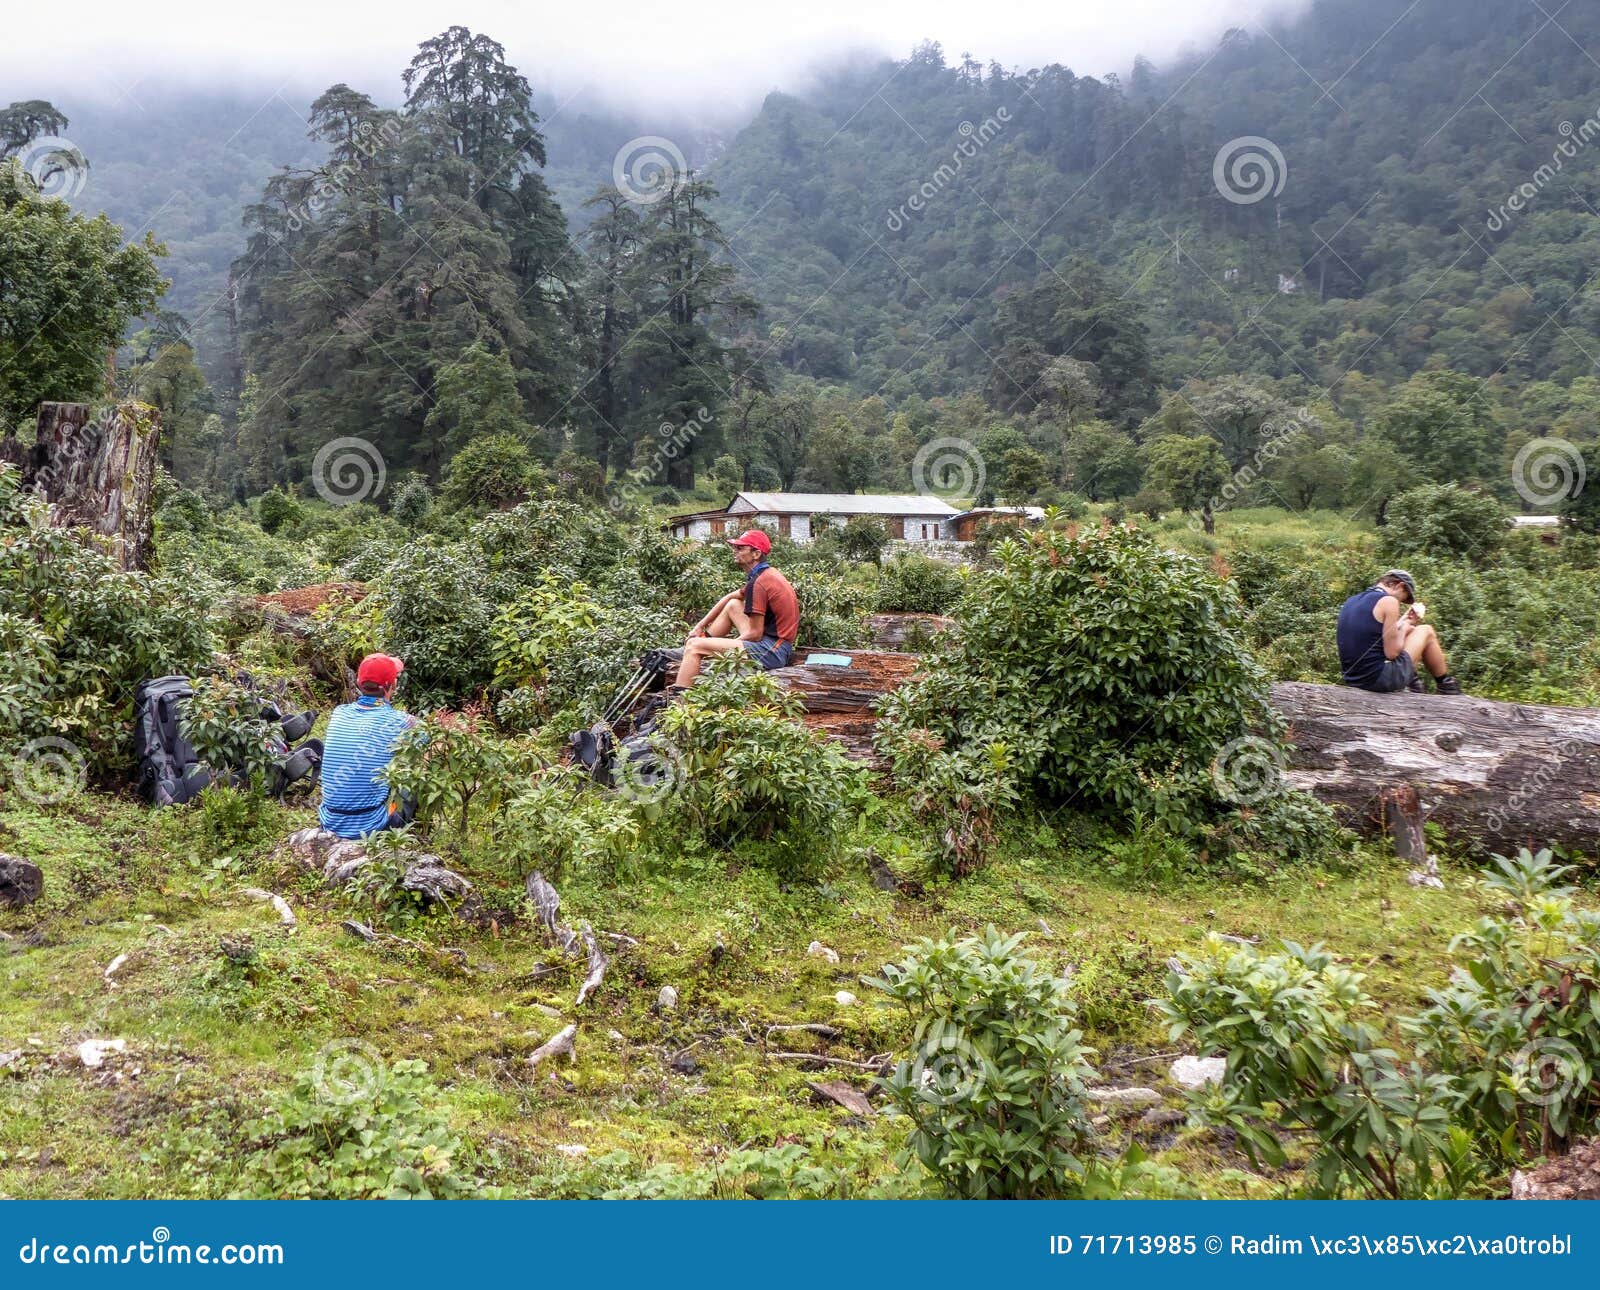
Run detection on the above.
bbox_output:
[10,0,1599,522]
[713,0,1600,397]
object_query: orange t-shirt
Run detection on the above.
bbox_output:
[747,566,800,644]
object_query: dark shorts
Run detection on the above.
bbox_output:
[1350,653,1416,694]
[742,637,795,670]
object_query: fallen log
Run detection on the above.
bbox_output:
[769,649,921,766]
[764,654,1600,853]
[864,612,955,651]
[1273,682,1600,855]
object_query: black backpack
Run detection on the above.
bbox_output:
[133,676,323,807]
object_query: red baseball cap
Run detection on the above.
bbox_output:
[727,530,772,555]
[356,653,404,688]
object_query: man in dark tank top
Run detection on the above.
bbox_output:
[1336,569,1461,695]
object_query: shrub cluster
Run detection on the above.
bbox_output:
[1159,849,1600,1196]
[0,466,215,772]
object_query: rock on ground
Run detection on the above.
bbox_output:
[283,828,471,904]
[1511,1139,1600,1199]
[0,854,44,907]
[76,1039,127,1069]
[1087,1086,1163,1110]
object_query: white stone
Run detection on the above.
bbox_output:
[658,985,678,1010]
[834,990,858,1006]
[554,1144,589,1158]
[1170,1055,1226,1088]
[807,941,840,964]
[1086,1086,1162,1108]
[76,1039,127,1069]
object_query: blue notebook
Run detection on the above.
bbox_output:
[804,653,853,667]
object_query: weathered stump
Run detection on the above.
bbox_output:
[0,401,161,570]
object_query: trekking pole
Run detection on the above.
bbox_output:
[601,665,653,727]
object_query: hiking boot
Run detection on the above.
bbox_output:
[1407,676,1426,693]
[1434,674,1462,696]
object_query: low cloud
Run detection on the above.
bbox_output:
[2,0,1314,120]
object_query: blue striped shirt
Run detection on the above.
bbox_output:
[317,697,417,838]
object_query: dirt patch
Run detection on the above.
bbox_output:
[252,582,368,617]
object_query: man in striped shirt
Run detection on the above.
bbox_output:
[318,653,420,838]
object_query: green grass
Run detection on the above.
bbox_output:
[0,783,1532,1200]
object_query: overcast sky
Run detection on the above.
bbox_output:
[4,0,1313,117]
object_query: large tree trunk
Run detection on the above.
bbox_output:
[763,651,1600,853]
[0,401,161,570]
[1273,681,1600,856]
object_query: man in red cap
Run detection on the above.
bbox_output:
[318,653,421,838]
[675,529,800,685]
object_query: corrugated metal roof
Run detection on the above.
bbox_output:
[950,506,1046,521]
[733,491,960,517]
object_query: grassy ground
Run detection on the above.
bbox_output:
[0,782,1537,1200]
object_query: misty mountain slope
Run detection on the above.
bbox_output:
[707,0,1600,401]
[36,0,1600,410]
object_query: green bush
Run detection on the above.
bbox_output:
[1560,443,1600,534]
[871,928,1098,1199]
[876,553,964,614]
[490,573,679,719]
[178,675,280,793]
[1383,484,1507,560]
[360,538,502,704]
[503,764,642,880]
[876,727,1019,876]
[1158,848,1600,1196]
[256,487,303,535]
[0,466,215,770]
[655,658,870,870]
[1405,848,1600,1161]
[383,708,529,845]
[389,474,433,527]
[787,566,874,648]
[1158,937,1473,1198]
[440,433,547,513]
[878,522,1285,834]
[237,1056,482,1198]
